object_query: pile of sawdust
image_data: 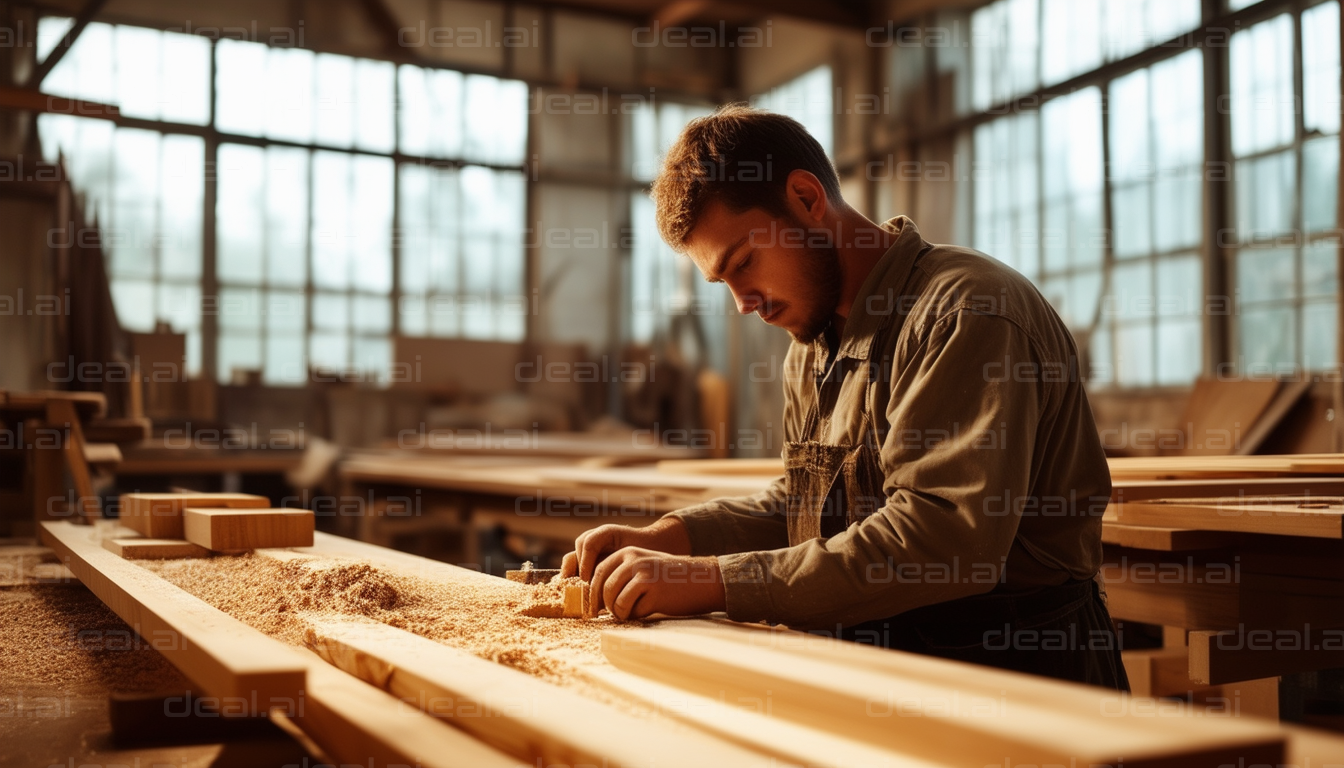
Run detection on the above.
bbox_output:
[142,554,634,689]
[0,585,190,692]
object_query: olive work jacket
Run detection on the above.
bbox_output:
[666,216,1112,630]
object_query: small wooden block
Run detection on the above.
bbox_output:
[505,568,560,584]
[120,493,270,539]
[102,537,209,560]
[183,508,315,551]
[563,583,589,618]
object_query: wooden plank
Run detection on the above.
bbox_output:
[1108,453,1344,481]
[102,537,209,560]
[82,441,123,465]
[1237,378,1314,455]
[579,664,943,768]
[1102,558,1242,629]
[602,625,1284,768]
[656,458,785,476]
[1174,377,1281,457]
[304,616,776,767]
[84,416,152,443]
[0,389,107,419]
[39,521,307,711]
[1111,497,1344,539]
[119,492,269,539]
[1190,629,1344,685]
[1112,476,1344,502]
[183,508,315,551]
[1102,521,1242,550]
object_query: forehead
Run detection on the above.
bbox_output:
[683,200,775,275]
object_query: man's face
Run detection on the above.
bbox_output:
[683,200,841,344]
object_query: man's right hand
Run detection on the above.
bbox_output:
[560,517,693,582]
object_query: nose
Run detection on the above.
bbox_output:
[732,290,762,315]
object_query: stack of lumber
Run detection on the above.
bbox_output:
[1102,455,1344,689]
[105,492,314,557]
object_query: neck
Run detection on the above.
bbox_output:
[831,209,898,334]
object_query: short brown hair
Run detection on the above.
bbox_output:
[650,104,841,250]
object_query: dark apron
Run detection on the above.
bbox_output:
[785,359,1130,692]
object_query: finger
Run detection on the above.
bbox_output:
[578,527,619,582]
[612,572,656,621]
[560,551,577,579]
[588,548,630,617]
[602,558,642,618]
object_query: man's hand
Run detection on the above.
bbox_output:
[560,517,692,582]
[586,548,725,620]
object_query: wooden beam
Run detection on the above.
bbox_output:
[183,508,315,551]
[119,492,270,539]
[29,0,112,86]
[1190,629,1344,686]
[1108,454,1344,481]
[1112,476,1344,502]
[1102,521,1243,551]
[1110,497,1344,539]
[47,399,98,521]
[602,625,1285,767]
[40,520,307,711]
[304,616,776,767]
[0,389,106,419]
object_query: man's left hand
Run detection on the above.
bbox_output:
[588,547,726,620]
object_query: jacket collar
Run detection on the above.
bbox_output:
[812,216,926,370]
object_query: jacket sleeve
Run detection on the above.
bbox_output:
[714,309,1047,629]
[661,341,810,556]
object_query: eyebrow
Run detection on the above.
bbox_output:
[705,236,749,283]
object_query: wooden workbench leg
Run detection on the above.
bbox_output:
[46,399,99,522]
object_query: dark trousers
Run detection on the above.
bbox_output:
[819,580,1131,692]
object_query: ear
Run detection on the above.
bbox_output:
[784,169,828,224]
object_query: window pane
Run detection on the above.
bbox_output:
[1304,241,1340,300]
[110,128,160,279]
[1115,323,1155,386]
[752,66,834,156]
[215,39,268,137]
[218,333,262,384]
[313,292,348,332]
[266,48,315,143]
[1302,301,1340,368]
[1156,318,1200,385]
[110,279,155,331]
[315,54,355,148]
[1303,1,1342,136]
[265,334,306,386]
[1104,0,1201,61]
[1109,68,1150,184]
[114,26,161,121]
[1239,306,1296,368]
[1112,183,1152,258]
[311,152,351,289]
[1042,88,1104,270]
[971,0,1040,111]
[351,155,394,292]
[464,75,528,164]
[1150,50,1203,171]
[1230,15,1295,156]
[160,31,210,125]
[219,288,262,332]
[399,66,465,158]
[1041,0,1100,85]
[159,134,203,280]
[1153,167,1202,253]
[355,59,395,152]
[1236,152,1296,239]
[310,332,348,371]
[1303,136,1339,233]
[352,295,390,333]
[267,291,306,334]
[217,143,265,284]
[1236,248,1296,305]
[266,147,310,287]
[1112,259,1154,322]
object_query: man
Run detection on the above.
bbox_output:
[561,105,1128,690]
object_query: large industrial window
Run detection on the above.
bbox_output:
[1229,3,1340,371]
[36,19,529,385]
[961,0,1338,387]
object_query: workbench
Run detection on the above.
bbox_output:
[18,523,1344,767]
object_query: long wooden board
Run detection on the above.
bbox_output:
[40,521,307,711]
[304,616,776,768]
[1112,476,1344,502]
[1102,521,1243,551]
[40,522,523,766]
[1110,497,1344,539]
[1108,454,1344,481]
[602,625,1283,768]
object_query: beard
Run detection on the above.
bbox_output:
[786,235,842,345]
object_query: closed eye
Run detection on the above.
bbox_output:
[736,251,755,273]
